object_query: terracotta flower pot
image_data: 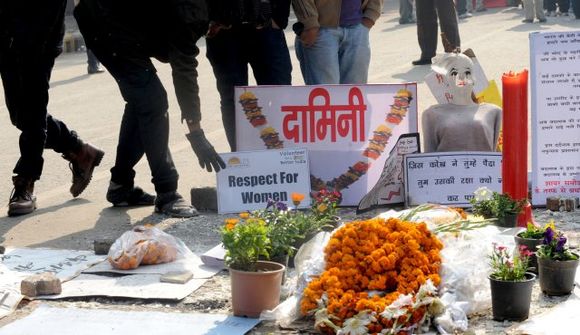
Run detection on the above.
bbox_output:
[489,272,536,321]
[538,255,579,296]
[229,260,285,318]
[514,234,542,274]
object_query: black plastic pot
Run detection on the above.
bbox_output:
[495,212,518,227]
[489,272,536,321]
[538,255,579,296]
[514,234,543,274]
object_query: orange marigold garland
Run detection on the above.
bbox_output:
[301,217,444,333]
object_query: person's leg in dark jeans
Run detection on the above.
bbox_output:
[86,48,104,74]
[414,0,438,64]
[558,0,570,14]
[250,26,292,86]
[206,28,249,151]
[1,44,103,215]
[436,0,461,52]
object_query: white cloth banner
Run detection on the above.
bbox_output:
[235,84,418,205]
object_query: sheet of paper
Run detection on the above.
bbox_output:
[0,305,260,335]
[37,273,206,301]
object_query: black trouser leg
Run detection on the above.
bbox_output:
[206,29,249,151]
[91,50,178,194]
[416,0,439,59]
[436,0,461,51]
[1,51,81,180]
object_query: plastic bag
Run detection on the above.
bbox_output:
[108,226,183,270]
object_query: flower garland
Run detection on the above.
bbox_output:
[238,88,413,191]
[300,217,443,334]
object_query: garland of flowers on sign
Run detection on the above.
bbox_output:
[238,87,413,191]
[300,217,444,334]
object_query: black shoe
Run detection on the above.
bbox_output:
[106,182,156,207]
[538,18,547,23]
[476,7,487,12]
[412,58,432,66]
[8,176,37,217]
[522,19,534,23]
[155,192,198,218]
[87,66,105,75]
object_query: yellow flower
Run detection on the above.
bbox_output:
[317,203,328,213]
[544,220,556,232]
[239,212,250,219]
[291,192,305,206]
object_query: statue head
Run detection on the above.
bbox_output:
[432,53,475,105]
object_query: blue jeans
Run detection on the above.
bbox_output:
[295,23,370,85]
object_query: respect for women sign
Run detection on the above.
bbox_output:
[530,31,580,205]
[235,84,418,205]
[216,148,311,214]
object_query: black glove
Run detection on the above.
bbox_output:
[186,129,226,172]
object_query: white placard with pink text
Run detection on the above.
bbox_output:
[235,84,418,205]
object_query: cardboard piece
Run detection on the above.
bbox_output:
[0,305,260,335]
[37,274,206,301]
[83,254,219,279]
[357,133,420,212]
[0,248,105,319]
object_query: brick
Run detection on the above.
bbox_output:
[190,187,217,211]
[0,246,5,254]
[94,239,115,255]
[20,272,62,297]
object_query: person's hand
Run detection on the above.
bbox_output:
[362,18,375,29]
[300,27,319,47]
[186,129,226,172]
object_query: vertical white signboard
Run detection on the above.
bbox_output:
[530,31,580,205]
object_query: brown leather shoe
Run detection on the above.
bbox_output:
[8,176,37,216]
[63,142,105,197]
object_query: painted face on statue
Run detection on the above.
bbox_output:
[432,53,476,105]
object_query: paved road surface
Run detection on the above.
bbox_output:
[1,3,579,254]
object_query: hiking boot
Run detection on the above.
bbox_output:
[106,182,156,207]
[62,142,105,197]
[154,192,198,218]
[8,176,37,216]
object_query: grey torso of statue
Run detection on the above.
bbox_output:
[422,103,502,152]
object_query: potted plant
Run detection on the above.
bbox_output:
[310,189,342,231]
[221,217,285,318]
[470,187,526,227]
[488,243,536,321]
[536,227,579,296]
[514,221,555,274]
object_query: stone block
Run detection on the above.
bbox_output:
[94,239,115,255]
[190,187,217,211]
[0,245,5,254]
[160,271,193,284]
[20,272,62,297]
[546,197,560,211]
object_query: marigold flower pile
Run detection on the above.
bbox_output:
[301,217,443,332]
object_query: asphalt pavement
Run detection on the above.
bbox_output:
[1,2,580,252]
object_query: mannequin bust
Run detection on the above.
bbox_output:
[422,53,501,152]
